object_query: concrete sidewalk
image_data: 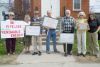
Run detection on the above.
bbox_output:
[0,62,100,67]
[16,45,76,64]
[1,45,100,67]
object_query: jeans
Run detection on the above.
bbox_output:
[46,29,57,51]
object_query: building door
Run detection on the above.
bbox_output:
[41,0,60,18]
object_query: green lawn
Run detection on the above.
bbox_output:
[72,34,100,55]
[0,39,24,64]
[0,39,24,55]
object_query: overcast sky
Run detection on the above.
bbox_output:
[0,0,14,3]
[90,0,100,6]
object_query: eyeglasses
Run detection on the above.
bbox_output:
[80,15,84,16]
[9,14,15,16]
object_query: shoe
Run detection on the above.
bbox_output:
[64,53,68,56]
[32,52,38,55]
[46,51,50,54]
[12,52,15,55]
[24,51,29,54]
[54,50,60,53]
[95,54,100,58]
[82,54,86,57]
[77,53,81,56]
[7,53,10,56]
[27,51,30,53]
[38,51,42,56]
[67,52,72,55]
[86,52,91,55]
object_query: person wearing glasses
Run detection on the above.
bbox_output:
[5,12,16,55]
[76,11,89,57]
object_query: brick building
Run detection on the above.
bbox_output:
[14,0,89,19]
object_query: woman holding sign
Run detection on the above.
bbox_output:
[5,12,16,55]
[76,12,89,57]
[24,14,31,53]
[87,13,100,58]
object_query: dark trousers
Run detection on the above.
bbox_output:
[63,43,73,54]
[6,38,16,53]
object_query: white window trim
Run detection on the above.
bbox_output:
[73,0,82,11]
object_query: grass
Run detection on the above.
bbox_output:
[72,33,100,63]
[0,38,24,64]
[0,39,24,55]
[72,33,100,54]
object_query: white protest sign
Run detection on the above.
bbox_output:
[0,20,25,38]
[25,26,40,36]
[59,33,74,44]
[79,23,88,30]
[43,17,58,29]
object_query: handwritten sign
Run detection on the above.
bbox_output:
[79,23,88,30]
[0,20,25,38]
[59,33,74,44]
[25,26,40,36]
[43,17,58,29]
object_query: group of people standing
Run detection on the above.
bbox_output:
[62,10,100,58]
[4,9,100,58]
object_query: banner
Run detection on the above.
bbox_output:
[0,20,25,38]
[43,17,58,29]
[25,26,40,36]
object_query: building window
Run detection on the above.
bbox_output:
[73,0,81,11]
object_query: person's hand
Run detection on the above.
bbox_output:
[77,24,80,30]
[95,30,99,33]
[57,32,60,36]
[44,26,49,29]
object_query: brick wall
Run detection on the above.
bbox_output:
[60,0,89,18]
[30,0,41,17]
[14,0,89,19]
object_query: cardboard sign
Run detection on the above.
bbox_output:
[0,20,25,38]
[43,17,58,29]
[59,33,74,44]
[79,23,88,30]
[25,26,40,36]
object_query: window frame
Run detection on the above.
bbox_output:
[73,0,82,11]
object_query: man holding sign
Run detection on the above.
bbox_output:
[31,12,42,56]
[43,10,59,54]
[60,10,75,56]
